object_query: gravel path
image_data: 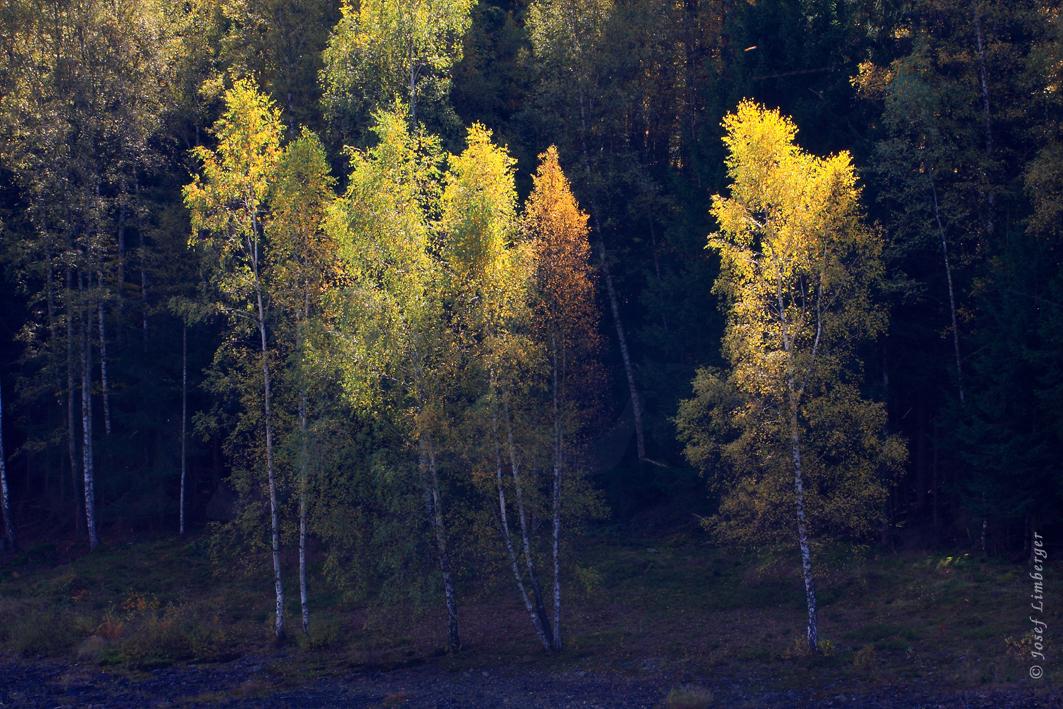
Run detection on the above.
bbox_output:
[0,655,1057,708]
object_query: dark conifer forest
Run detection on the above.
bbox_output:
[0,0,1061,682]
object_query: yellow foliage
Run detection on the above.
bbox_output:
[678,101,905,547]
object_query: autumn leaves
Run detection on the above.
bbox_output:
[679,101,904,654]
[185,83,601,650]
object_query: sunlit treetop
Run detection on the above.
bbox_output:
[184,78,284,250]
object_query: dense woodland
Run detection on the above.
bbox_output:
[0,0,1061,656]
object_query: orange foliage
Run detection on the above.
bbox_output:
[523,146,598,352]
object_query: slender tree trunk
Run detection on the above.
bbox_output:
[595,228,644,463]
[932,419,940,534]
[116,200,125,346]
[180,324,187,537]
[255,284,284,639]
[789,399,818,653]
[492,402,552,652]
[578,94,646,463]
[974,8,994,237]
[136,176,148,349]
[422,434,459,652]
[66,269,80,533]
[79,271,99,551]
[409,57,417,128]
[974,9,993,548]
[0,377,17,551]
[502,399,553,648]
[980,492,987,560]
[550,340,563,652]
[929,173,964,404]
[298,305,309,635]
[98,297,111,435]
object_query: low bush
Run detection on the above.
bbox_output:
[663,685,715,709]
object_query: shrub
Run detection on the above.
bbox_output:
[664,686,715,709]
[854,644,876,670]
[8,609,82,656]
[297,617,346,651]
[109,604,228,666]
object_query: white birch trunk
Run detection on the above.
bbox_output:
[180,324,187,537]
[550,342,563,652]
[790,400,818,653]
[772,244,819,654]
[503,399,554,648]
[929,173,964,404]
[422,435,459,651]
[0,376,16,551]
[492,403,552,652]
[255,281,284,640]
[79,272,99,550]
[66,270,80,532]
[247,205,284,639]
[298,307,309,634]
[974,9,994,237]
[98,298,111,435]
[409,51,417,128]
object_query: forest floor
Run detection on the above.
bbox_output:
[0,528,1059,707]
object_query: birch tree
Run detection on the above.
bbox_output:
[525,0,647,464]
[183,79,286,640]
[442,125,566,653]
[521,146,601,652]
[326,105,462,652]
[268,127,336,635]
[678,102,904,653]
[321,0,475,139]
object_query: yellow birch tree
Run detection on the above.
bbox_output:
[678,101,905,654]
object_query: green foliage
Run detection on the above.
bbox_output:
[326,103,447,418]
[321,0,475,143]
[218,0,335,128]
[2,0,1063,641]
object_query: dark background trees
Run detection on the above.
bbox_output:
[0,0,1059,591]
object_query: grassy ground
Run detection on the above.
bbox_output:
[0,529,1056,699]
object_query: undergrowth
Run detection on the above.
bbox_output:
[0,532,1055,695]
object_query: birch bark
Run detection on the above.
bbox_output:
[503,399,554,647]
[298,305,309,634]
[929,173,964,404]
[492,404,552,652]
[79,271,99,550]
[550,343,562,652]
[180,325,187,537]
[0,377,16,551]
[422,435,459,651]
[98,298,111,435]
[250,223,284,640]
